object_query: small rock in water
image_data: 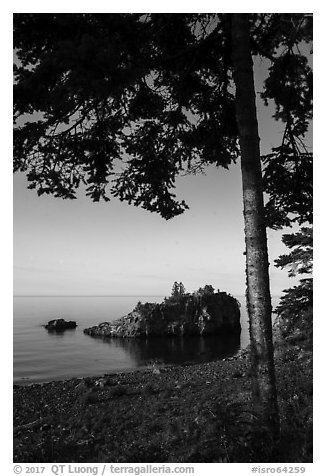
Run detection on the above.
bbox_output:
[45,318,77,331]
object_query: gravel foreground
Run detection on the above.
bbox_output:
[13,346,312,463]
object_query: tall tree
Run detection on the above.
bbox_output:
[231,14,279,434]
[13,13,312,437]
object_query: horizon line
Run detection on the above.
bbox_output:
[13,293,277,298]
[13,294,168,298]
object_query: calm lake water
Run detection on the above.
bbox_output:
[14,295,254,385]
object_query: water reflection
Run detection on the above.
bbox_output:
[43,326,77,338]
[88,334,241,366]
[45,328,77,335]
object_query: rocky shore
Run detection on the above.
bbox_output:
[13,344,312,463]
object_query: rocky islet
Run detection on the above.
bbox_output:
[83,291,241,339]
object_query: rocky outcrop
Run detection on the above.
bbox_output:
[45,318,77,331]
[84,292,241,338]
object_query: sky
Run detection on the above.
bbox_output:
[13,26,310,298]
[13,162,297,297]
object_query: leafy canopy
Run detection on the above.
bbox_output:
[14,13,312,225]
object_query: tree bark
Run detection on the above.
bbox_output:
[231,13,279,436]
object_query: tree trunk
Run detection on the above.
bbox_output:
[231,13,279,436]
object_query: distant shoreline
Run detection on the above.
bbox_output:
[14,294,281,298]
[13,295,168,298]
